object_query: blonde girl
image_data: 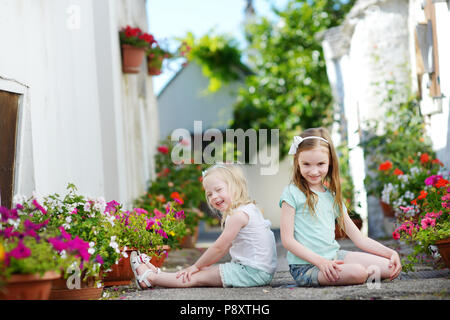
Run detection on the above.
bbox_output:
[279,127,402,287]
[130,163,277,289]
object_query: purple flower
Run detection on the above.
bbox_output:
[174,210,185,219]
[145,217,156,230]
[156,229,168,239]
[134,208,148,215]
[59,226,72,240]
[48,237,68,252]
[95,254,104,265]
[424,175,443,186]
[32,199,47,214]
[8,240,31,260]
[1,227,20,239]
[105,200,120,213]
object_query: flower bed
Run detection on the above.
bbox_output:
[1,183,186,297]
[392,171,450,271]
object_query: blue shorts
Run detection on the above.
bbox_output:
[289,250,348,287]
[219,262,274,288]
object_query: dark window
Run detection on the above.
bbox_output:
[0,90,20,209]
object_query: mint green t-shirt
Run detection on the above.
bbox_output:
[279,184,342,265]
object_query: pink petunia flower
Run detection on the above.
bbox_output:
[32,199,47,214]
[421,217,436,229]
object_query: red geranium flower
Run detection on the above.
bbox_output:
[417,190,428,200]
[435,178,450,188]
[393,168,404,176]
[420,153,430,163]
[157,145,169,154]
[378,160,393,171]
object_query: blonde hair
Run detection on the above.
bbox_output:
[291,127,346,233]
[202,164,255,228]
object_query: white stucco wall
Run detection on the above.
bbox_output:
[322,0,450,237]
[414,0,450,168]
[157,62,240,139]
[0,0,158,207]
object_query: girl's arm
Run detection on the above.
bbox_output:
[344,210,397,259]
[280,202,342,282]
[176,211,249,281]
[344,210,401,278]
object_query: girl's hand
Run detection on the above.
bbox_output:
[388,251,402,280]
[317,259,344,282]
[176,264,200,283]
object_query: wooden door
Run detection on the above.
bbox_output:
[0,90,20,209]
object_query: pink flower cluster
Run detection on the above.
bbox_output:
[48,227,92,266]
[392,211,444,240]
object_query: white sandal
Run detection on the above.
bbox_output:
[130,251,160,290]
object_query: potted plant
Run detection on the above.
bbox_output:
[20,184,123,299]
[392,173,450,271]
[119,25,156,73]
[146,44,172,76]
[0,203,86,300]
[361,94,436,217]
[135,138,217,248]
[102,201,186,286]
[380,154,444,220]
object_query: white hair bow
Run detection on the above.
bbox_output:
[288,136,329,155]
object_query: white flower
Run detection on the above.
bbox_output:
[121,247,129,258]
[84,202,91,212]
[8,218,20,230]
[13,194,27,206]
[62,223,71,230]
[65,216,72,224]
[410,166,420,176]
[109,236,120,253]
[88,242,96,255]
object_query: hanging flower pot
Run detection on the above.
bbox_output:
[119,25,156,74]
[146,45,171,76]
[0,271,60,300]
[121,44,146,74]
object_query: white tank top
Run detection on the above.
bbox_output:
[227,203,277,274]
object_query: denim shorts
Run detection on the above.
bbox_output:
[289,250,348,287]
[219,262,274,288]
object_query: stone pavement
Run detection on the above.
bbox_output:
[105,236,450,301]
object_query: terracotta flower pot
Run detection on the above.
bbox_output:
[121,44,146,74]
[49,271,103,300]
[436,238,450,268]
[150,245,171,268]
[103,248,135,287]
[379,200,395,218]
[102,246,171,286]
[180,226,200,249]
[0,271,60,300]
[147,55,163,76]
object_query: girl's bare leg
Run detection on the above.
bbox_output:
[317,251,392,286]
[136,264,223,288]
[343,251,392,279]
[318,263,368,286]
